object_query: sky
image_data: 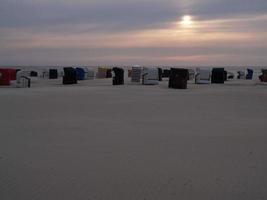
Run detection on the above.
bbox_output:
[1,0,267,66]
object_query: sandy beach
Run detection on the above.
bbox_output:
[1,77,267,200]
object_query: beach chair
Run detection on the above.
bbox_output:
[211,68,225,84]
[106,69,112,78]
[158,68,163,81]
[195,68,211,84]
[224,71,228,81]
[0,68,17,86]
[246,69,253,80]
[259,69,267,82]
[237,71,245,79]
[76,67,86,80]
[142,68,159,85]
[30,71,38,77]
[131,67,142,83]
[49,69,58,79]
[84,68,95,80]
[97,67,108,79]
[169,68,189,89]
[162,69,170,78]
[63,67,77,85]
[112,67,124,85]
[227,72,235,79]
[16,70,31,88]
[188,69,195,81]
[128,69,132,78]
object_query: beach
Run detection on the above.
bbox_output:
[1,77,267,200]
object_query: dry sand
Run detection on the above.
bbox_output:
[1,78,267,200]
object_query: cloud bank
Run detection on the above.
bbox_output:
[1,0,267,66]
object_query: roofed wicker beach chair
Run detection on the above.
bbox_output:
[141,68,159,85]
[246,69,254,80]
[259,69,267,82]
[195,68,211,84]
[158,68,163,81]
[97,67,108,79]
[169,68,189,89]
[237,71,246,79]
[0,68,17,86]
[16,70,31,88]
[224,70,228,81]
[82,67,93,80]
[211,68,225,84]
[162,69,170,78]
[112,67,124,85]
[63,67,77,85]
[131,66,142,83]
[76,67,86,80]
[30,71,38,77]
[49,69,58,79]
[188,69,195,81]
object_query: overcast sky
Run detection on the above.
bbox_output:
[1,0,267,66]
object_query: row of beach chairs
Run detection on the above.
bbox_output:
[1,67,267,88]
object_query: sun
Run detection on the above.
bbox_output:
[181,15,193,27]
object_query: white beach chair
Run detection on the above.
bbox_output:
[237,71,246,79]
[131,66,142,83]
[188,69,195,80]
[84,67,95,80]
[141,68,159,85]
[15,70,31,88]
[195,68,211,84]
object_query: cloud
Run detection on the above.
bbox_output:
[185,0,267,20]
[0,0,267,65]
[2,0,267,31]
[0,0,179,32]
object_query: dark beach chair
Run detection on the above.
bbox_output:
[112,67,124,85]
[168,68,189,89]
[49,69,58,79]
[246,69,253,80]
[211,68,225,84]
[63,67,77,85]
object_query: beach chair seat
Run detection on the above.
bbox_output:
[227,72,235,79]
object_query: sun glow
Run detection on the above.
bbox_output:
[181,15,193,27]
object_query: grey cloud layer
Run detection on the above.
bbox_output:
[1,0,267,30]
[0,0,177,30]
[1,0,267,65]
[190,0,267,20]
